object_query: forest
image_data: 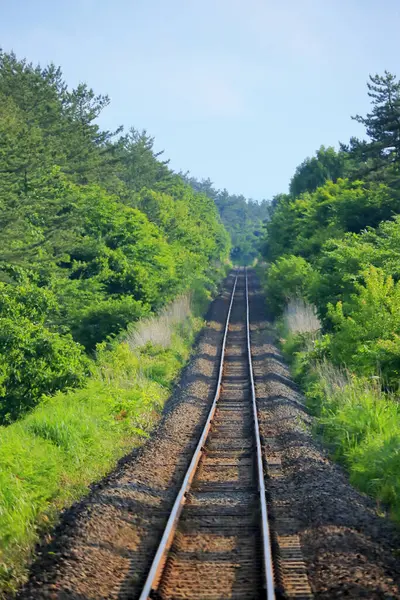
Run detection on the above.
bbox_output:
[184,175,270,264]
[0,50,236,423]
[262,71,400,522]
[0,49,243,591]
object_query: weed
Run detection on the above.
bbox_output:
[283,299,321,335]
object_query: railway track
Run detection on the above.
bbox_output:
[16,269,400,599]
[139,269,276,599]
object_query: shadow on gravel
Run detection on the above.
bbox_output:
[194,352,218,362]
[262,371,300,392]
[16,276,236,600]
[257,395,311,416]
[248,272,400,600]
[252,351,284,362]
[57,594,93,600]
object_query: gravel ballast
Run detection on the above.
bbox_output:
[17,270,400,599]
[17,274,235,600]
[248,270,400,599]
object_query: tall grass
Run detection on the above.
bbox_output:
[0,294,204,595]
[279,299,400,523]
[127,294,192,349]
[283,298,321,335]
[278,298,321,371]
[306,362,400,520]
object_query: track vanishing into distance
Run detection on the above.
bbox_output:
[138,269,276,600]
[17,269,318,600]
[18,270,400,599]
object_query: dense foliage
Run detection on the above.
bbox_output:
[264,71,400,382]
[0,292,204,592]
[0,50,230,422]
[0,49,234,591]
[263,70,400,522]
[184,176,270,264]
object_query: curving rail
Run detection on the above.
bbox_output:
[138,269,276,599]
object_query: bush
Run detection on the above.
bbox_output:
[0,281,90,422]
[326,266,400,385]
[349,431,400,520]
[71,295,149,350]
[265,255,316,316]
[0,316,89,423]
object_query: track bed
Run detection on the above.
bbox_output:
[17,270,400,600]
[150,273,266,599]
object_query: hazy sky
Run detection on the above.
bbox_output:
[1,0,400,199]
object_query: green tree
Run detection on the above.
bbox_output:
[265,255,315,315]
[0,282,89,421]
[0,48,232,420]
[344,72,400,182]
[264,179,400,263]
[184,176,270,264]
[289,146,347,197]
[327,267,400,384]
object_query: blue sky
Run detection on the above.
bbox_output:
[1,0,400,200]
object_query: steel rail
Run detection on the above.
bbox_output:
[138,271,239,600]
[245,267,276,599]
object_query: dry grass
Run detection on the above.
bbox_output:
[283,298,321,335]
[314,359,349,396]
[127,294,192,349]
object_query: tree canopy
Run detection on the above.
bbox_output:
[184,176,270,264]
[262,70,400,385]
[0,50,231,421]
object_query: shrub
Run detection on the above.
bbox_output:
[349,431,400,520]
[326,266,400,385]
[71,295,149,350]
[191,277,214,316]
[0,317,89,423]
[265,255,315,316]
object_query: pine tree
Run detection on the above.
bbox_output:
[353,71,400,162]
[345,72,400,181]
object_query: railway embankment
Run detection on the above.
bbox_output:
[15,271,400,600]
[249,272,400,599]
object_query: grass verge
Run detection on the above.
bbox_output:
[278,298,400,524]
[0,289,208,595]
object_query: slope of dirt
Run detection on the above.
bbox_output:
[248,271,400,599]
[16,273,235,600]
